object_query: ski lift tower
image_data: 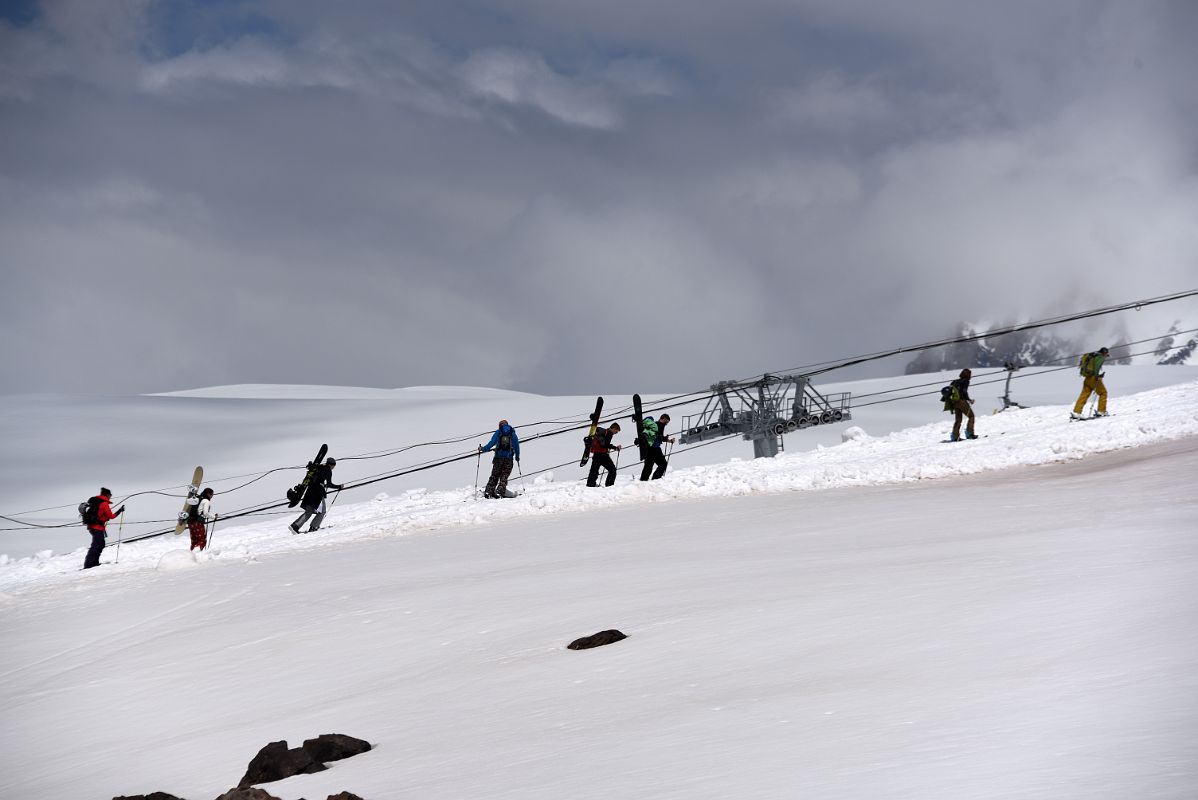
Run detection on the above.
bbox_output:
[1000,361,1025,410]
[679,373,852,458]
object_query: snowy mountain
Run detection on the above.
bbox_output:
[904,319,1198,373]
[1153,323,1198,366]
[2,372,1197,799]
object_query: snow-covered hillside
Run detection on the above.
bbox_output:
[2,377,1197,593]
[2,366,1196,562]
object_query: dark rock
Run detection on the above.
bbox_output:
[238,740,326,788]
[326,794,365,800]
[213,789,283,800]
[567,629,627,650]
[113,794,187,800]
[302,733,372,763]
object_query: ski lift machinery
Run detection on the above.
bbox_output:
[679,373,852,458]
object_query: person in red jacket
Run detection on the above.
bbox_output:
[586,422,623,487]
[83,487,124,569]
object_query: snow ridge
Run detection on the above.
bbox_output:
[3,381,1196,595]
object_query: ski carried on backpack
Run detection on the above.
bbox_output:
[632,393,646,460]
[580,397,604,467]
[287,444,328,507]
[175,466,204,534]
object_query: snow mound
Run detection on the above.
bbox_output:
[156,549,199,571]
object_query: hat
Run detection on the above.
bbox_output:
[99,487,112,498]
[1099,346,1110,355]
[326,458,337,466]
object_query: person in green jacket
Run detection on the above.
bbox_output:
[638,414,675,481]
[1071,346,1110,419]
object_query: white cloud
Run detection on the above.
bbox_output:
[459,48,623,130]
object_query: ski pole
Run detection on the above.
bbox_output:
[516,459,525,495]
[207,514,218,550]
[475,449,482,498]
[115,508,124,564]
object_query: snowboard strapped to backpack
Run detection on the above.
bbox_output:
[287,444,328,507]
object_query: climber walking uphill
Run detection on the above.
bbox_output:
[943,368,978,442]
[639,414,676,481]
[81,488,124,569]
[1072,346,1111,420]
[290,458,344,534]
[586,422,623,487]
[479,419,520,499]
[185,488,216,551]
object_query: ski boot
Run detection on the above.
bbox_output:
[1069,411,1085,420]
[1093,411,1110,417]
[965,432,979,440]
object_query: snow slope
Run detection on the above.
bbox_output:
[1,435,1195,799]
[2,377,1197,591]
[2,366,1195,561]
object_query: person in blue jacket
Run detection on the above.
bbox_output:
[479,419,520,498]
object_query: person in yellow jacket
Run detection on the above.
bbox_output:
[1071,346,1110,419]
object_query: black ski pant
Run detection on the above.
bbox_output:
[485,457,514,498]
[587,452,618,487]
[640,446,668,481]
[84,529,105,569]
[292,499,327,532]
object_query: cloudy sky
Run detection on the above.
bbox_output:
[1,0,1196,395]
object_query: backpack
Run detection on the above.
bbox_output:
[79,496,102,527]
[498,430,512,451]
[1079,352,1097,376]
[940,384,959,411]
[641,417,658,448]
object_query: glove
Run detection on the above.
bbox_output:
[478,444,484,453]
[116,506,126,515]
[335,484,345,491]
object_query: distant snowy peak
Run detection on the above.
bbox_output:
[905,319,1196,373]
[1153,324,1198,366]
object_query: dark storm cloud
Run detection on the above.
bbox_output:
[1,0,1196,395]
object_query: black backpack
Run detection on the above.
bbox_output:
[78,496,102,527]
[498,431,512,451]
